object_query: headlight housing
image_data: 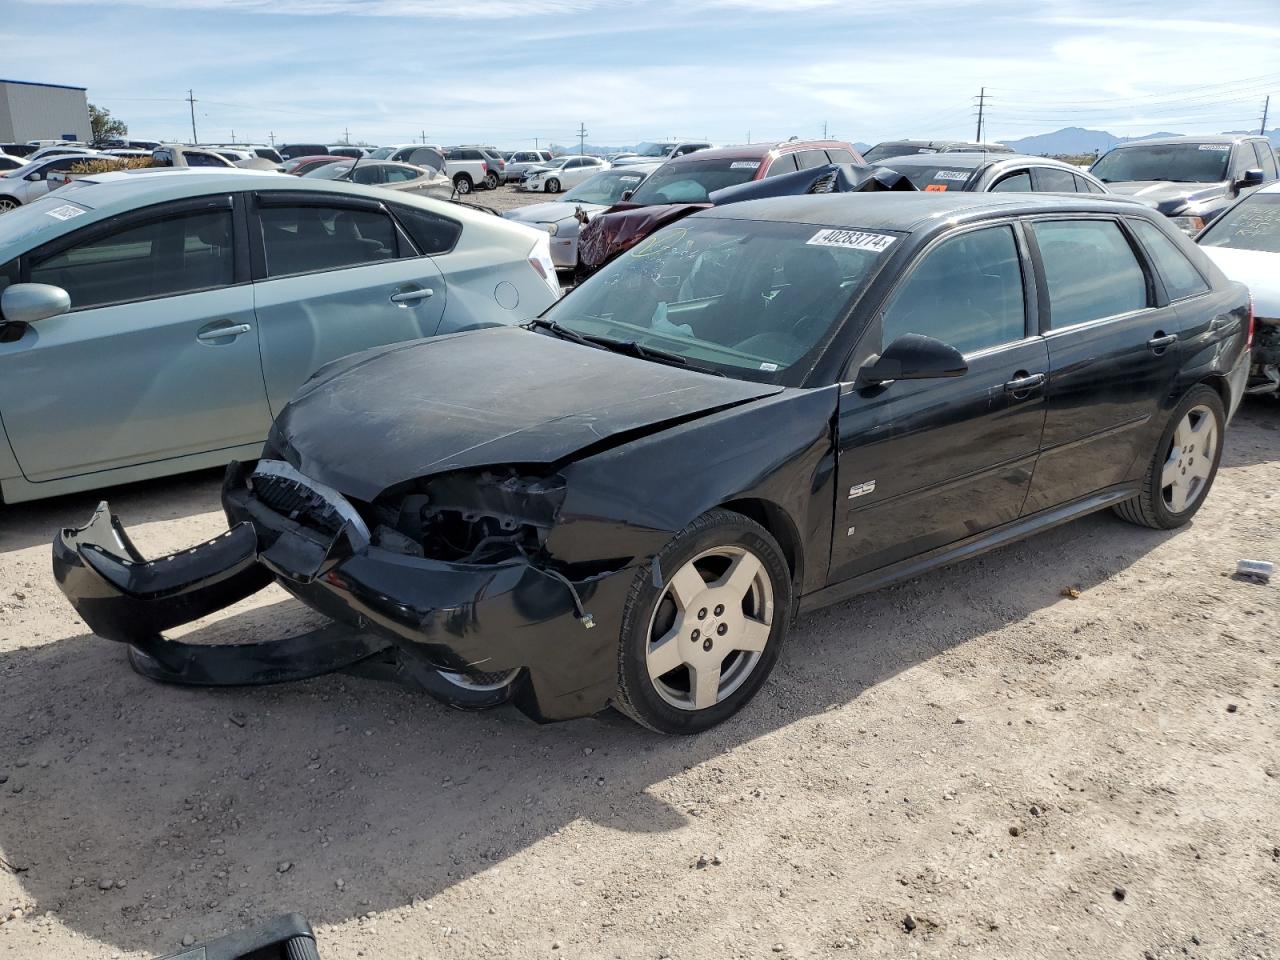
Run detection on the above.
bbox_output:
[541,222,558,237]
[1170,214,1206,235]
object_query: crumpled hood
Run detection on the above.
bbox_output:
[1102,180,1229,214]
[504,200,607,225]
[577,202,710,270]
[273,326,783,501]
[1199,246,1280,318]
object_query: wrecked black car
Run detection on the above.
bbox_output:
[55,192,1250,734]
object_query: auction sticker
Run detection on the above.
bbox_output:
[924,184,948,192]
[934,170,968,181]
[730,161,761,170]
[1198,144,1229,151]
[45,203,86,221]
[807,229,896,253]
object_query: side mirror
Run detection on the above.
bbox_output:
[855,333,967,386]
[1,283,71,325]
[25,171,41,181]
[621,190,633,201]
[1238,168,1266,188]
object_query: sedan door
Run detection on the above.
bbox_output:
[1021,216,1182,512]
[830,222,1048,583]
[248,191,447,414]
[0,194,272,482]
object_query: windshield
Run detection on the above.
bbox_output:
[305,162,353,179]
[875,162,976,191]
[367,146,396,160]
[634,141,676,158]
[627,158,762,205]
[1199,194,1280,253]
[862,142,932,162]
[1091,143,1231,183]
[540,216,898,383]
[563,169,649,204]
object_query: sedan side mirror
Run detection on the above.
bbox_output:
[855,333,967,386]
[621,190,634,201]
[1237,168,1266,188]
[1,283,71,325]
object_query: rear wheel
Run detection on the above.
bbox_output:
[453,173,473,195]
[483,170,500,190]
[615,510,790,734]
[1114,384,1225,529]
[546,177,561,193]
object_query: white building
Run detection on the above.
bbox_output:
[0,78,91,143]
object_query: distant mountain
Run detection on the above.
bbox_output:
[1003,126,1278,157]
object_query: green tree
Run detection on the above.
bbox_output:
[89,103,127,143]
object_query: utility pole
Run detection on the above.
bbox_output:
[186,89,198,144]
[534,137,539,150]
[420,129,428,144]
[822,120,828,139]
[577,122,587,156]
[975,87,987,143]
[231,129,236,143]
[269,131,275,146]
[343,127,351,144]
[1261,96,1271,135]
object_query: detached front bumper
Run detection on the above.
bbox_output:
[52,463,635,721]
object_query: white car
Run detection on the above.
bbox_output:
[520,156,610,193]
[0,153,118,212]
[1197,181,1280,396]
[612,141,713,166]
[0,155,26,173]
[24,144,95,164]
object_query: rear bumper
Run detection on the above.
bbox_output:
[51,463,633,721]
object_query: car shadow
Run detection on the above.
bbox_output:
[0,504,1183,953]
[1224,396,1280,467]
[0,466,228,555]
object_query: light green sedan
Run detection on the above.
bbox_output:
[0,169,560,503]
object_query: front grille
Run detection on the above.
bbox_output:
[251,473,347,536]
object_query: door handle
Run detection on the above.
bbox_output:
[1147,332,1177,352]
[390,287,434,304]
[196,322,252,342]
[1004,372,1045,393]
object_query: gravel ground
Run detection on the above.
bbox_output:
[1,388,1278,960]
[459,182,558,214]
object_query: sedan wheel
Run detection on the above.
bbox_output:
[546,177,560,193]
[0,197,17,213]
[615,509,790,734]
[484,171,500,190]
[1114,384,1225,529]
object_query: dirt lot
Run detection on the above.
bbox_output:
[1,385,1278,959]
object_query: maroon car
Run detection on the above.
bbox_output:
[283,155,347,176]
[576,139,864,278]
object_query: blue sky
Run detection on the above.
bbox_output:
[4,0,1278,149]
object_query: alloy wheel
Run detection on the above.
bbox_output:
[644,546,774,711]
[0,198,17,213]
[1161,403,1218,513]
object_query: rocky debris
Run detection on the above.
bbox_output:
[277,861,293,874]
[903,914,918,932]
[1113,886,1127,902]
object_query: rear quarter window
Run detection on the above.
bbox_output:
[1031,219,1149,328]
[1129,218,1209,301]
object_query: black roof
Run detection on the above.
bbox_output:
[696,192,1147,232]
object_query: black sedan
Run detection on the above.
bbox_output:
[54,193,1251,734]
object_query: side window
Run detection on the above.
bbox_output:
[389,203,462,256]
[1130,218,1209,301]
[1073,173,1105,194]
[258,204,396,278]
[186,152,225,168]
[0,257,18,299]
[764,153,798,178]
[1031,219,1148,329]
[382,166,417,183]
[990,170,1032,192]
[29,207,234,310]
[796,150,829,169]
[880,225,1026,354]
[1033,166,1078,193]
[565,158,585,169]
[826,149,858,165]
[1252,141,1278,179]
[351,165,382,185]
[1230,146,1254,180]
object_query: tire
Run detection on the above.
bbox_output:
[453,174,473,195]
[614,509,791,734]
[0,197,18,213]
[421,666,521,711]
[1113,384,1225,529]
[483,170,500,190]
[546,177,560,193]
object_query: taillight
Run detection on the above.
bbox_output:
[1247,296,1255,351]
[481,161,488,174]
[528,256,549,281]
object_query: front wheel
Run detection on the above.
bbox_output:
[0,197,18,213]
[614,509,791,734]
[453,174,473,195]
[545,177,560,193]
[1114,384,1225,529]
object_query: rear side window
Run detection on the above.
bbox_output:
[764,153,798,178]
[1130,219,1209,301]
[258,204,396,278]
[990,170,1032,192]
[881,225,1026,354]
[30,208,234,310]
[826,149,858,164]
[1032,219,1148,329]
[1034,167,1078,192]
[1073,173,1105,194]
[390,203,462,255]
[796,150,829,169]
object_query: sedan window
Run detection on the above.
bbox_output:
[627,159,762,204]
[880,225,1026,354]
[389,203,462,256]
[1129,219,1208,300]
[382,166,418,183]
[258,205,396,278]
[0,257,17,298]
[1031,219,1148,329]
[29,208,235,310]
[542,217,897,383]
[1196,193,1280,253]
[1034,167,1078,192]
[990,170,1032,192]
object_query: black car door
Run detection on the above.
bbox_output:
[829,221,1049,584]
[1021,215,1182,513]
